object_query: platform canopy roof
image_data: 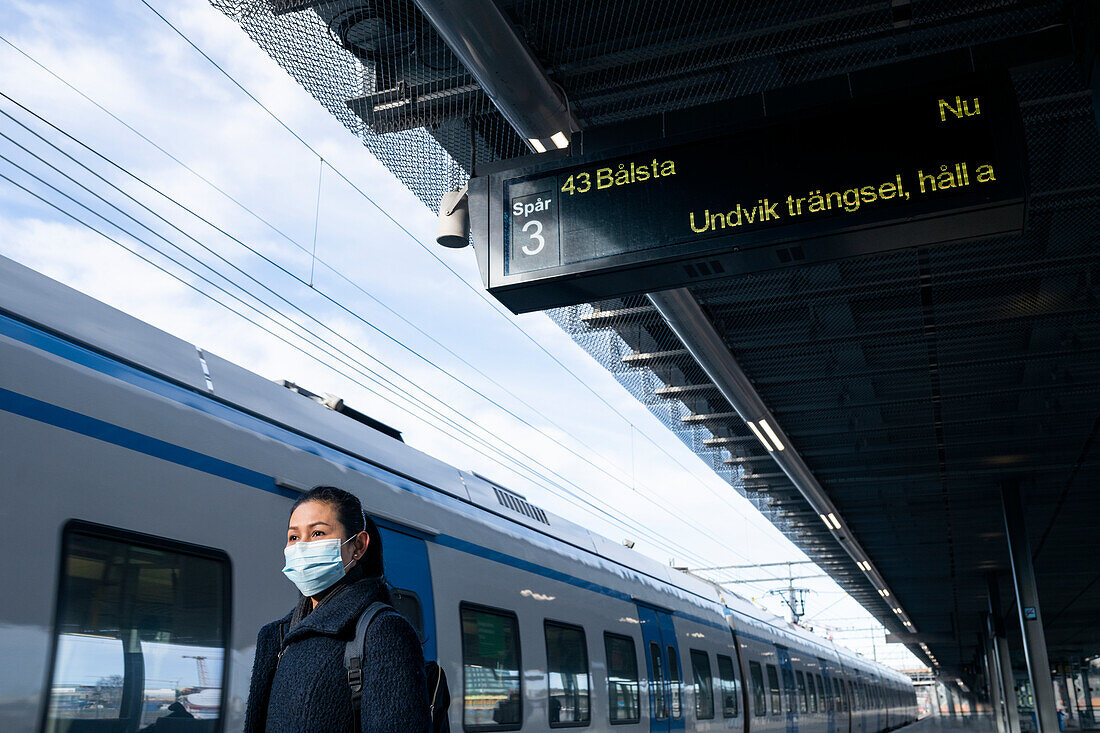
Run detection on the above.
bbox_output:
[212,0,1100,681]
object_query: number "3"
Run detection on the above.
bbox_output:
[521,219,545,255]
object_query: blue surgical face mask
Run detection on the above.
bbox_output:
[282,535,356,597]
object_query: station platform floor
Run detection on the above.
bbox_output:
[905,715,995,733]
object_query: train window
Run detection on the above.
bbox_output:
[782,666,795,713]
[667,646,682,719]
[391,588,424,640]
[814,675,824,713]
[44,522,230,733]
[796,671,809,713]
[689,650,714,720]
[544,621,590,727]
[766,664,781,715]
[716,655,739,718]
[460,604,522,730]
[832,678,843,712]
[749,661,766,716]
[604,633,639,724]
[650,643,668,721]
[808,673,818,712]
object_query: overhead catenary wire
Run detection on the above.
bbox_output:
[126,3,766,526]
[0,88,768,574]
[0,103,742,572]
[0,19,804,571]
[0,17,795,576]
[0,148,713,569]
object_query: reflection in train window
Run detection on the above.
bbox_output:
[796,671,809,713]
[766,664,782,715]
[390,588,424,640]
[717,655,739,718]
[808,672,818,712]
[650,643,668,721]
[816,675,825,713]
[667,646,682,719]
[604,633,639,724]
[44,522,230,733]
[461,604,522,730]
[689,650,714,720]
[544,621,590,727]
[750,661,766,716]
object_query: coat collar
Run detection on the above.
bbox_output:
[282,575,389,644]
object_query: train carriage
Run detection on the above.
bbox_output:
[0,254,918,732]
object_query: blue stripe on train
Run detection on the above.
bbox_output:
[2,310,769,639]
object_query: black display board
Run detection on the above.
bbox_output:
[469,72,1027,313]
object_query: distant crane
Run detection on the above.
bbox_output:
[182,656,212,688]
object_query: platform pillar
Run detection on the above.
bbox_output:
[984,624,1008,733]
[991,574,1023,733]
[1082,660,1091,726]
[1002,479,1059,733]
[1082,665,1094,728]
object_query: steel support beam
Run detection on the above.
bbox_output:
[1002,479,1059,733]
[648,288,917,632]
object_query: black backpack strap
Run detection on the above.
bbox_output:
[345,601,392,733]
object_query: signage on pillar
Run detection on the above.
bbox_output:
[469,70,1027,314]
[1024,607,1037,620]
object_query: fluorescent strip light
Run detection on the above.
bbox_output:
[820,514,831,528]
[758,419,785,451]
[827,513,841,530]
[528,137,547,153]
[881,589,890,597]
[550,131,569,149]
[747,421,774,451]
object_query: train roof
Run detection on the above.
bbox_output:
[0,254,908,682]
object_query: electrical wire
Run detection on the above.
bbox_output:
[0,17,782,570]
[0,24,778,572]
[0,90,765,572]
[0,148,715,568]
[128,3,759,523]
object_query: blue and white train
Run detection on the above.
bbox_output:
[0,254,918,732]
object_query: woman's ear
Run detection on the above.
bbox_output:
[354,530,370,560]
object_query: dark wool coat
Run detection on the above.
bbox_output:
[244,575,431,733]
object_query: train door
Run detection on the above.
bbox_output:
[851,671,865,733]
[819,658,836,733]
[377,524,437,661]
[636,604,684,732]
[777,646,798,733]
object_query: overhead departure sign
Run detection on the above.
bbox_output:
[469,72,1026,313]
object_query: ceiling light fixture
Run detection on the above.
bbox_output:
[747,421,774,451]
[527,138,547,153]
[550,131,570,149]
[758,419,785,451]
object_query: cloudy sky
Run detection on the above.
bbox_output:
[0,0,919,669]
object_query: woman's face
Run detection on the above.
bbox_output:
[287,500,369,569]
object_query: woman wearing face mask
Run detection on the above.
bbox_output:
[244,486,430,732]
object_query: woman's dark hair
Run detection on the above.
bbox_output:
[291,486,386,579]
